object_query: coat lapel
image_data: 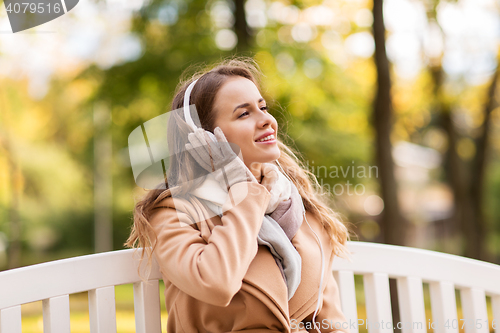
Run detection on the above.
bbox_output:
[242,246,291,328]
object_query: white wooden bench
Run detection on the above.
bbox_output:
[0,241,499,333]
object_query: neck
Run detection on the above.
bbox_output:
[248,162,263,183]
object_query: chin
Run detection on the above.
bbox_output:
[243,147,281,165]
[261,149,281,163]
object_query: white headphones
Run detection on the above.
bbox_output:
[183,78,217,143]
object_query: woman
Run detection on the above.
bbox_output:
[125,57,352,333]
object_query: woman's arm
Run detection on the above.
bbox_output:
[149,181,270,307]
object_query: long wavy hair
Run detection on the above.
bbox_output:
[124,56,351,281]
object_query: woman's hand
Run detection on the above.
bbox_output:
[185,127,258,190]
[259,163,280,193]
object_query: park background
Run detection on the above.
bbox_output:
[0,0,499,331]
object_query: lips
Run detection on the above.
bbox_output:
[255,134,276,142]
[255,131,275,142]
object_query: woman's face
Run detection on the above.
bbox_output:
[212,76,280,171]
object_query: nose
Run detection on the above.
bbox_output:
[256,109,275,129]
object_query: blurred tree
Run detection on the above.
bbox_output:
[425,0,498,261]
[93,103,113,253]
[371,0,405,246]
[74,0,257,252]
[471,60,500,261]
[371,0,406,329]
[74,0,375,252]
[0,77,95,268]
[234,0,251,51]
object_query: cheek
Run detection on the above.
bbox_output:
[219,125,248,149]
[227,123,253,141]
[229,127,254,156]
[217,121,256,154]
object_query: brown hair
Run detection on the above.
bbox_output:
[124,56,351,281]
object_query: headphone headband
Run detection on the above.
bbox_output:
[183,79,199,131]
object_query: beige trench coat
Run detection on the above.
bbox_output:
[149,181,350,333]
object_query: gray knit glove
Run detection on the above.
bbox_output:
[185,127,257,190]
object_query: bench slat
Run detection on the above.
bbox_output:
[429,281,458,333]
[89,286,117,333]
[133,280,162,333]
[490,295,500,333]
[460,288,488,333]
[0,305,21,333]
[397,276,426,333]
[364,273,393,333]
[333,271,359,333]
[42,295,71,333]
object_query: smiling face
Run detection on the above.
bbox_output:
[212,76,280,173]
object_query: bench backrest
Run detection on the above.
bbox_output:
[333,242,500,333]
[0,241,499,333]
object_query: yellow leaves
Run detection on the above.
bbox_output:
[145,23,169,54]
[139,75,159,96]
[129,97,160,123]
[1,80,55,141]
[456,137,476,161]
[255,50,274,72]
[17,141,92,212]
[391,122,409,142]
[393,87,412,114]
[359,219,381,241]
[492,106,500,127]
[423,128,448,153]
[327,111,368,134]
[20,105,56,141]
[491,108,500,154]
[65,80,95,107]
[256,51,292,99]
[302,84,326,107]
[0,153,24,207]
[457,80,496,130]
[112,106,130,126]
[345,58,376,88]
[400,111,427,135]
[391,71,434,139]
[289,99,310,120]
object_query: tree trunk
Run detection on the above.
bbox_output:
[470,64,499,261]
[427,15,499,260]
[438,102,476,257]
[233,0,251,52]
[371,0,405,246]
[93,103,113,253]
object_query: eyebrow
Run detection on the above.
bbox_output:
[233,98,265,113]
